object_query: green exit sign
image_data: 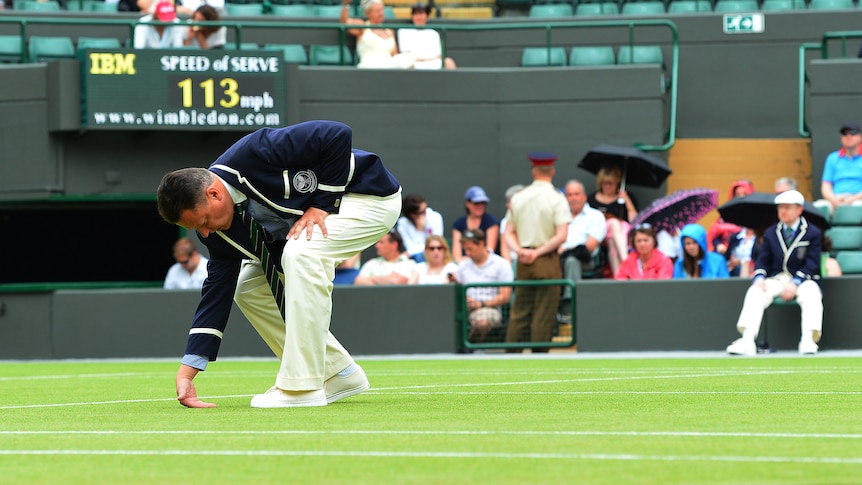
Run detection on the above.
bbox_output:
[723,13,765,34]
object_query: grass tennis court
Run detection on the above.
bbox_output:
[1,354,861,484]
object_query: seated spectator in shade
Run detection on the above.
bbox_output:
[726,227,760,277]
[183,5,225,50]
[775,176,798,193]
[133,0,186,49]
[452,185,500,263]
[814,122,862,216]
[396,2,456,70]
[451,228,514,343]
[559,179,607,283]
[409,235,458,284]
[342,0,416,69]
[673,224,730,279]
[354,230,417,285]
[588,165,638,276]
[707,179,754,254]
[615,223,673,280]
[499,184,525,263]
[396,193,444,263]
[164,237,209,289]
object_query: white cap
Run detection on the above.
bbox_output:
[774,190,805,205]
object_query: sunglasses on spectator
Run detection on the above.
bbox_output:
[426,246,445,251]
[634,223,652,230]
[841,129,860,136]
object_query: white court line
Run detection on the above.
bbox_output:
[0,449,859,464]
[3,429,862,439]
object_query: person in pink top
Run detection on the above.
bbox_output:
[707,179,755,253]
[615,223,673,280]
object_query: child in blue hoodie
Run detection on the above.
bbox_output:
[673,224,730,279]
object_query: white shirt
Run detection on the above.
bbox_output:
[396,207,444,257]
[358,254,417,280]
[561,204,607,255]
[133,15,186,49]
[397,28,443,70]
[414,261,458,285]
[163,256,209,289]
[456,252,513,303]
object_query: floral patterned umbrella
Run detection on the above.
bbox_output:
[630,188,719,234]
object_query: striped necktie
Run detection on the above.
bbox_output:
[783,225,794,245]
[235,201,285,318]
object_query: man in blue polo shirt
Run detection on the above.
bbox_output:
[814,121,862,215]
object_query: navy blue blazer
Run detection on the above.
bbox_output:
[753,216,821,286]
[186,120,401,363]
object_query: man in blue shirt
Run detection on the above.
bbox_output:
[815,121,862,215]
[726,190,822,356]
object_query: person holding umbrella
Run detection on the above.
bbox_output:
[726,190,823,356]
[588,165,638,276]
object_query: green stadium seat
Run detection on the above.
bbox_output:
[713,0,758,11]
[224,2,266,15]
[809,0,854,8]
[667,0,712,12]
[828,226,862,253]
[528,4,574,16]
[77,37,123,51]
[832,205,862,226]
[836,250,862,274]
[263,43,308,64]
[0,35,24,63]
[617,45,664,65]
[16,0,62,11]
[309,44,353,66]
[760,0,800,10]
[270,3,317,15]
[89,0,119,12]
[621,1,666,15]
[569,46,615,66]
[575,2,620,15]
[239,42,261,49]
[520,47,567,67]
[28,36,76,62]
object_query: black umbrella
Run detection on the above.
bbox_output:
[717,192,830,231]
[578,144,672,190]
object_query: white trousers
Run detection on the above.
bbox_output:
[735,273,823,342]
[234,191,402,391]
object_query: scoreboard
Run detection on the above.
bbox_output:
[82,49,285,131]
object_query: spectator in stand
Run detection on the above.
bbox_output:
[588,165,638,276]
[163,237,209,289]
[822,235,842,277]
[726,227,760,277]
[726,190,823,356]
[396,2,456,70]
[499,184,525,263]
[615,223,673,280]
[775,176,798,193]
[673,224,730,279]
[451,228,514,343]
[138,0,225,16]
[707,179,754,254]
[451,185,500,263]
[342,0,415,69]
[396,193,444,263]
[559,179,607,283]
[183,5,225,50]
[410,235,458,284]
[133,0,185,49]
[814,122,862,216]
[354,230,417,285]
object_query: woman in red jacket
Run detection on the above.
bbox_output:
[615,223,673,280]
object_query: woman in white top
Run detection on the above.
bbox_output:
[396,2,456,70]
[410,235,458,284]
[341,0,415,69]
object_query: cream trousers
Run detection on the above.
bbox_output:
[234,191,401,390]
[735,272,823,342]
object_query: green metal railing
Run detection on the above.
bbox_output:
[0,281,162,293]
[0,15,679,151]
[456,279,576,351]
[797,31,862,138]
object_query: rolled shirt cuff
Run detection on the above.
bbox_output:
[181,354,210,371]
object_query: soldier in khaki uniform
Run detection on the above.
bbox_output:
[502,152,572,351]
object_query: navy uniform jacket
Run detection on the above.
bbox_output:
[186,120,400,363]
[753,216,821,287]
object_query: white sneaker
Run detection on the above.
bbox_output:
[250,387,327,408]
[726,338,756,356]
[324,364,370,404]
[798,340,819,355]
